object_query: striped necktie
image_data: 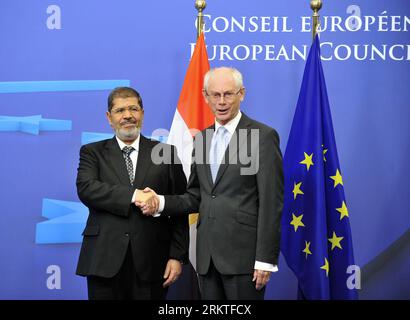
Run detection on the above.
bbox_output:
[122,146,135,185]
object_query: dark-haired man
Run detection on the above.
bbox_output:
[76,87,188,300]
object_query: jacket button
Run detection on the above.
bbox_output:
[125,233,129,237]
[212,195,216,199]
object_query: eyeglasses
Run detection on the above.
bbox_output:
[204,89,242,102]
[111,105,143,115]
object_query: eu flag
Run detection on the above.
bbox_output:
[281,36,358,300]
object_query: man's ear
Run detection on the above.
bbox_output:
[240,87,246,102]
[106,111,113,127]
[202,89,210,104]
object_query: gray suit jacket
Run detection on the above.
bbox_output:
[164,113,283,275]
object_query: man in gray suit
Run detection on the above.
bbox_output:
[137,67,283,300]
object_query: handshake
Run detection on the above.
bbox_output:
[134,188,160,216]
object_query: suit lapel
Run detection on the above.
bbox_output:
[203,126,215,188]
[104,137,132,186]
[133,135,152,188]
[212,113,252,189]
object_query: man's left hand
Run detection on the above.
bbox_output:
[163,259,182,288]
[252,269,271,290]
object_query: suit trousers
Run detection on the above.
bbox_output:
[86,244,167,300]
[198,259,265,300]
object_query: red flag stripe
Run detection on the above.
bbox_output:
[176,33,213,131]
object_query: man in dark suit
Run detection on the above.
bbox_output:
[137,67,284,300]
[76,87,188,300]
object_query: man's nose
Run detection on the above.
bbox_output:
[218,95,227,103]
[122,108,133,117]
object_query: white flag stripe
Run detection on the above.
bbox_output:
[167,109,194,179]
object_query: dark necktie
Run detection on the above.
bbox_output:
[122,146,135,185]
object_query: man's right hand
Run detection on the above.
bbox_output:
[135,187,159,215]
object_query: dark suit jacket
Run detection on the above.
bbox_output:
[76,135,188,282]
[164,113,283,275]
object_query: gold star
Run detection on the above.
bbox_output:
[322,144,328,162]
[336,201,349,220]
[330,169,343,188]
[292,182,304,200]
[302,241,312,259]
[320,258,329,277]
[300,152,314,171]
[290,213,305,232]
[328,231,344,250]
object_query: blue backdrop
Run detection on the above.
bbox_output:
[0,0,409,299]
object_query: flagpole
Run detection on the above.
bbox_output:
[195,0,207,39]
[310,0,322,40]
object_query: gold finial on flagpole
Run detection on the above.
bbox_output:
[310,0,322,40]
[195,0,207,39]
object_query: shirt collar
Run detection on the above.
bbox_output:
[116,134,140,152]
[214,110,242,135]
